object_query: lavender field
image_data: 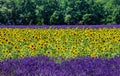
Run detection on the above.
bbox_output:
[0,25,120,28]
[0,56,120,76]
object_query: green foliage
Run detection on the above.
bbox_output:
[50,11,64,25]
[81,14,94,24]
[0,0,120,25]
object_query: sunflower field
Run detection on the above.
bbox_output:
[0,25,120,76]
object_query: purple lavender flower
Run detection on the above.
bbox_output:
[0,25,120,29]
[0,56,120,76]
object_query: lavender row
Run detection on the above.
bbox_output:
[0,25,120,29]
[0,56,120,76]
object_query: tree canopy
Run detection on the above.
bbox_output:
[0,0,120,25]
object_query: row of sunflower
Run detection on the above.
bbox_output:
[0,27,120,61]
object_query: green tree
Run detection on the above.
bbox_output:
[81,14,96,24]
[0,0,12,25]
[35,0,59,25]
[50,11,64,25]
[64,14,72,25]
[113,7,120,24]
[0,0,119,25]
[18,0,36,25]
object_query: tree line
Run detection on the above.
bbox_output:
[0,0,120,25]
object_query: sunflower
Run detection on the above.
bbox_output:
[23,38,28,42]
[45,50,51,55]
[44,42,48,46]
[1,39,5,44]
[5,50,11,53]
[37,41,41,46]
[72,46,76,49]
[13,45,19,50]
[1,49,5,53]
[8,41,14,46]
[32,47,37,52]
[56,47,61,50]
[29,42,36,49]
[5,38,9,42]
[90,52,97,57]
[71,50,77,55]
[19,53,25,58]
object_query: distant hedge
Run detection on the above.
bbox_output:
[0,0,120,25]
